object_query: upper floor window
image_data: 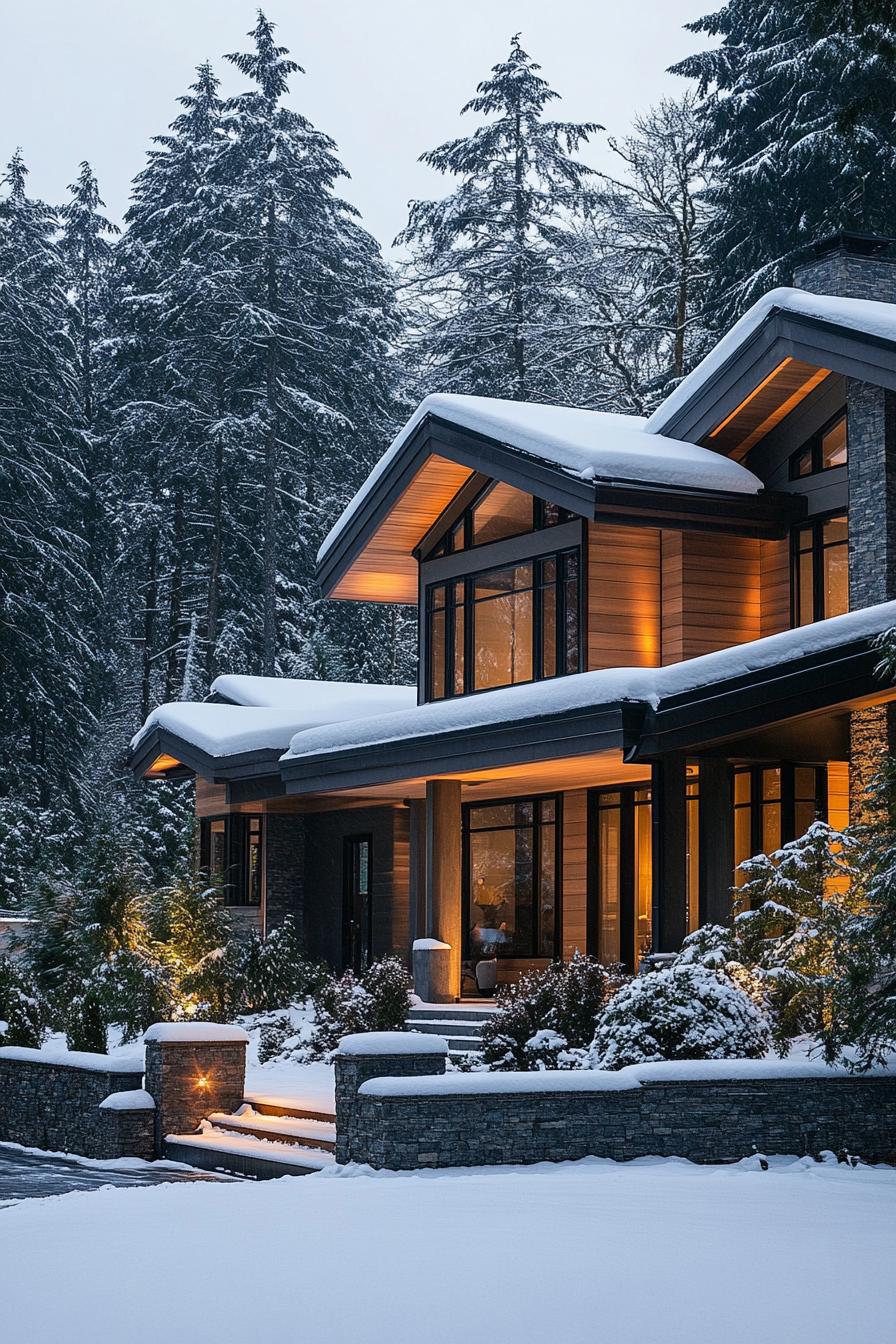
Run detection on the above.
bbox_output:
[792,513,848,626]
[425,482,576,559]
[427,548,580,700]
[789,412,847,480]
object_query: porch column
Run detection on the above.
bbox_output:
[697,756,734,927]
[425,779,462,1001]
[651,754,688,954]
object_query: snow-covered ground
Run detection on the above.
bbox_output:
[3,1154,894,1343]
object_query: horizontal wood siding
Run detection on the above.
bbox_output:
[828,760,850,832]
[562,790,588,959]
[587,523,661,669]
[661,531,761,663]
[760,536,791,637]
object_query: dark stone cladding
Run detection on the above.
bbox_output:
[265,814,305,934]
[144,1038,246,1154]
[337,1049,896,1170]
[0,1055,153,1160]
[335,1050,447,1165]
[793,252,896,305]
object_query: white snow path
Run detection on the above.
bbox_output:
[3,1154,893,1344]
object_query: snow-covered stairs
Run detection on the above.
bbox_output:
[406,1003,497,1057]
[164,1098,337,1179]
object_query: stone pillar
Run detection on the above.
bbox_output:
[264,813,305,935]
[144,1024,248,1156]
[697,756,734,927]
[651,754,688,953]
[425,779,462,1001]
[334,1032,448,1166]
[847,380,896,825]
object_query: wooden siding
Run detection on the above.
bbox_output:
[562,790,588,959]
[760,536,791,637]
[705,358,832,460]
[587,522,661,669]
[828,760,850,832]
[661,531,761,663]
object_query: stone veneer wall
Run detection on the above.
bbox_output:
[0,1052,153,1160]
[144,1036,247,1153]
[336,1047,896,1170]
[265,814,305,934]
[335,1048,448,1165]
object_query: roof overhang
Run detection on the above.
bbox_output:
[128,725,286,800]
[318,415,802,602]
[650,306,896,453]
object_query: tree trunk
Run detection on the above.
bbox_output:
[164,488,184,701]
[141,528,159,723]
[262,191,279,676]
[205,431,223,682]
[512,106,527,401]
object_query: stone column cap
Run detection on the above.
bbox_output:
[337,1031,449,1056]
[144,1023,249,1044]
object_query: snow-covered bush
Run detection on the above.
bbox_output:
[0,954,47,1048]
[307,955,412,1059]
[481,953,629,1070]
[241,916,326,1013]
[589,962,770,1070]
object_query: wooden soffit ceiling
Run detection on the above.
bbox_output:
[702,357,831,460]
[328,453,474,602]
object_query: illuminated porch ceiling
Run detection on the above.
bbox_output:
[703,358,831,461]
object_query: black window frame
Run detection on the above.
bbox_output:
[732,763,827,878]
[462,792,562,961]
[199,813,264,908]
[425,545,582,702]
[791,510,849,627]
[423,481,576,561]
[788,410,848,480]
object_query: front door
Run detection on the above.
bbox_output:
[343,834,373,974]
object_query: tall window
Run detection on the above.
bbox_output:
[732,764,826,890]
[464,797,558,960]
[590,786,653,971]
[199,814,264,907]
[790,412,848,479]
[427,549,580,699]
[792,513,848,626]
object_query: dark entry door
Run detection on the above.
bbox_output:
[343,834,373,973]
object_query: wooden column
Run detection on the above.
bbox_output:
[425,779,462,1001]
[697,756,733,927]
[407,799,427,948]
[651,754,688,953]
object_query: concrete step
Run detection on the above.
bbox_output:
[165,1125,335,1180]
[241,1093,335,1125]
[445,1036,483,1054]
[407,1016,487,1039]
[208,1107,337,1153]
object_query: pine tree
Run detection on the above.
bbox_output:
[0,151,92,903]
[397,35,600,403]
[674,1,896,324]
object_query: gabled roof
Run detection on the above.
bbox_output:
[316,394,784,602]
[646,286,896,448]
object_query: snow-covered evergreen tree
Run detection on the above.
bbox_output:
[0,151,92,904]
[674,0,896,324]
[397,35,600,403]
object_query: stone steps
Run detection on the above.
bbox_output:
[241,1093,335,1125]
[407,1005,496,1057]
[165,1126,335,1180]
[208,1107,337,1153]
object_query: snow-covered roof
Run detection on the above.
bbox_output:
[646,286,896,436]
[131,678,417,760]
[318,393,764,567]
[281,600,896,762]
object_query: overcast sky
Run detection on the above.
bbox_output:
[0,0,712,251]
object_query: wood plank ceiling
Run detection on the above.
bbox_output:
[703,357,831,460]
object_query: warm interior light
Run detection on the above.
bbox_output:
[195,1075,210,1091]
[146,753,182,776]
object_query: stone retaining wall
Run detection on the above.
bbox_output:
[0,1051,152,1160]
[335,1041,896,1170]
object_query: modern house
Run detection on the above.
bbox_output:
[130,233,896,1001]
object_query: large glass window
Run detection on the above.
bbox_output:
[590,785,654,971]
[732,764,826,892]
[789,412,847,479]
[425,483,576,559]
[199,814,264,907]
[464,797,558,960]
[792,513,848,626]
[426,547,580,699]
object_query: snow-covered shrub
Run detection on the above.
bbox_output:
[674,923,766,1008]
[481,953,629,1070]
[589,962,770,1070]
[0,954,47,1048]
[241,916,326,1013]
[308,955,412,1058]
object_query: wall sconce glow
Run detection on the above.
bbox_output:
[195,1075,210,1091]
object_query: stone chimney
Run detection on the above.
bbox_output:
[792,231,896,304]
